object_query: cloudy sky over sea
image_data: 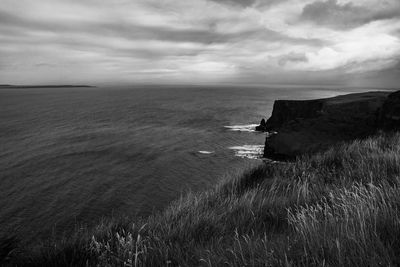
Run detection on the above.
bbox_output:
[1,0,400,86]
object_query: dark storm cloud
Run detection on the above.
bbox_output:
[301,0,400,29]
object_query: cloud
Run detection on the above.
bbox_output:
[0,0,400,87]
[0,7,326,48]
[278,52,308,66]
[207,0,284,8]
[208,0,257,7]
[284,28,400,73]
[300,0,400,29]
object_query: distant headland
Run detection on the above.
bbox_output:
[0,84,95,89]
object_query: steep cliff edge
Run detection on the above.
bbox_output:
[265,99,324,131]
[264,91,394,159]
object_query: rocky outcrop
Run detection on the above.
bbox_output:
[255,118,267,132]
[263,91,393,159]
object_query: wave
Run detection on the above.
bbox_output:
[224,124,259,132]
[198,151,214,154]
[228,145,264,159]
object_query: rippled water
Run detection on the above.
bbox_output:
[0,85,354,243]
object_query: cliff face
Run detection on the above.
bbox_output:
[265,100,324,130]
[264,91,393,159]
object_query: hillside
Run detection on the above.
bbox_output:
[4,131,400,266]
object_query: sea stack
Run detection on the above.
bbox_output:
[255,118,267,132]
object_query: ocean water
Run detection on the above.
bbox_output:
[0,85,357,243]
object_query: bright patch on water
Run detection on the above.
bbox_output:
[224,124,259,132]
[229,145,264,159]
[198,151,214,154]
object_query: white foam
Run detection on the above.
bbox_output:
[228,145,264,159]
[224,124,259,132]
[198,151,214,154]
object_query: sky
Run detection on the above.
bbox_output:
[1,0,400,87]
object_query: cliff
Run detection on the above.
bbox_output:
[265,99,324,131]
[264,91,397,159]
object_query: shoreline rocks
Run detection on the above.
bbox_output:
[255,118,267,132]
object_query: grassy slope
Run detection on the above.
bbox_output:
[7,132,400,266]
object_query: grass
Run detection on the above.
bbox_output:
[3,132,400,266]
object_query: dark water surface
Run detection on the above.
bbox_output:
[0,85,356,242]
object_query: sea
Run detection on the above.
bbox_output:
[0,85,369,243]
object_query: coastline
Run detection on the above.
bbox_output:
[2,89,400,266]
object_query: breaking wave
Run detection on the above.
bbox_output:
[228,145,264,159]
[198,151,214,154]
[224,124,259,132]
